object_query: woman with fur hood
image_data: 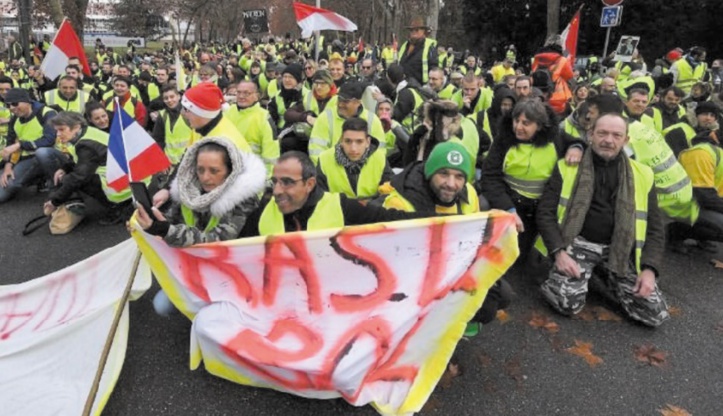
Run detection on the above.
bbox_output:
[136,136,266,247]
[479,100,584,263]
[402,100,480,167]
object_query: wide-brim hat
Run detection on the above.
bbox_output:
[406,16,430,30]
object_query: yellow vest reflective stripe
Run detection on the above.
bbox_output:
[66,126,132,203]
[398,88,424,133]
[14,107,53,157]
[181,204,220,232]
[45,90,88,113]
[502,142,558,199]
[383,182,479,214]
[258,192,345,235]
[627,121,699,224]
[318,148,385,199]
[160,109,192,165]
[398,38,436,84]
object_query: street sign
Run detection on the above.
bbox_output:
[602,0,624,5]
[243,9,269,34]
[600,6,623,27]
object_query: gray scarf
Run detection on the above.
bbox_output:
[174,137,244,213]
[334,142,370,175]
[560,148,636,275]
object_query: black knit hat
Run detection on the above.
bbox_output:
[282,63,303,83]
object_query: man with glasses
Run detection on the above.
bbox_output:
[308,81,385,163]
[0,88,58,202]
[398,16,438,85]
[226,80,277,177]
[240,151,427,237]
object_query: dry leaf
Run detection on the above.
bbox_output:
[566,340,603,367]
[438,363,461,388]
[634,344,668,367]
[668,306,683,317]
[659,404,692,416]
[710,258,723,269]
[528,311,560,333]
[496,309,511,324]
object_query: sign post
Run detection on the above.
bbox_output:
[600,2,623,59]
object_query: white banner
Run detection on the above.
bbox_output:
[0,239,151,416]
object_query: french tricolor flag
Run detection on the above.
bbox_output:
[39,18,91,80]
[107,104,171,192]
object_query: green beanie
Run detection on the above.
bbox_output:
[424,141,473,181]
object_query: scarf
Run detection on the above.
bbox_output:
[334,142,371,175]
[174,137,244,214]
[560,148,636,275]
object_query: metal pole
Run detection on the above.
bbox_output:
[602,26,612,61]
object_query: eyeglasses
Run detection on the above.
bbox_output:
[270,177,304,187]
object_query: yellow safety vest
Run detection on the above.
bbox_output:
[14,107,53,157]
[398,38,436,84]
[383,182,479,214]
[159,109,192,165]
[503,142,558,199]
[44,90,88,114]
[318,147,386,199]
[64,126,132,203]
[627,121,699,224]
[258,192,345,235]
[536,158,653,273]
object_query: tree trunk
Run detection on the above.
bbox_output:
[547,0,560,38]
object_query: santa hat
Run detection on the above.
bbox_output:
[182,83,225,118]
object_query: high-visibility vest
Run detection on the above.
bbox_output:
[258,192,345,235]
[536,158,654,273]
[318,147,386,199]
[64,126,132,203]
[189,114,251,152]
[398,38,436,84]
[627,121,699,224]
[14,106,53,157]
[44,90,88,114]
[383,182,479,214]
[159,109,192,165]
[502,142,558,200]
[673,59,708,94]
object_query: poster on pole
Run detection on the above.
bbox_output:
[614,35,640,62]
[243,9,269,34]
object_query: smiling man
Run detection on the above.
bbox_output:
[536,113,669,327]
[315,117,392,201]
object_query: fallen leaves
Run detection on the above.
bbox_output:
[658,404,692,416]
[634,344,668,367]
[574,305,623,322]
[438,363,461,389]
[710,258,723,269]
[566,340,603,367]
[528,312,560,333]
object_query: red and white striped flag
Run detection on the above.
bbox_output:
[40,18,91,80]
[292,2,357,39]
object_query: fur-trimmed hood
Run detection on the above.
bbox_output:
[170,137,266,218]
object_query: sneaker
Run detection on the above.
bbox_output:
[464,322,481,337]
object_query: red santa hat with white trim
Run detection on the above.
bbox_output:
[181,82,226,118]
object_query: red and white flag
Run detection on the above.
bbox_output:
[560,5,583,63]
[292,2,357,39]
[40,18,91,80]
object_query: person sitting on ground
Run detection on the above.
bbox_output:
[536,113,669,327]
[45,112,131,225]
[316,117,392,201]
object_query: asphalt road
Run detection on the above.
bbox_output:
[2,188,722,416]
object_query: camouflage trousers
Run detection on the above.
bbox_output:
[540,237,670,327]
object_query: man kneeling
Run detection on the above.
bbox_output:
[536,113,669,327]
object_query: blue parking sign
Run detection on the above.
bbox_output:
[600,6,623,27]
